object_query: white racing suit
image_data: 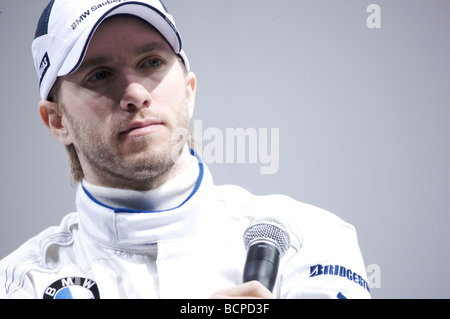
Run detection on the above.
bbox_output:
[0,152,371,299]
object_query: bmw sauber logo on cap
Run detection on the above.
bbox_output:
[43,277,100,299]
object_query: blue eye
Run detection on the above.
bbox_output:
[145,58,162,68]
[89,70,110,81]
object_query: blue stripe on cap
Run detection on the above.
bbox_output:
[35,0,55,39]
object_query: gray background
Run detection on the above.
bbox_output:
[1,0,449,299]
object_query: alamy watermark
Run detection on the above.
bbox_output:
[172,119,280,175]
[367,263,381,289]
[367,4,381,29]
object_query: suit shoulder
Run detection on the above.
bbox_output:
[0,213,78,298]
[216,184,347,226]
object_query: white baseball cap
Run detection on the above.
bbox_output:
[32,0,190,100]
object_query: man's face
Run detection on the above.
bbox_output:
[55,16,196,190]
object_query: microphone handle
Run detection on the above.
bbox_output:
[243,242,280,292]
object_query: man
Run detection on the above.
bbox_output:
[0,0,371,299]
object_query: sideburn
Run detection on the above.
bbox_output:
[48,78,85,185]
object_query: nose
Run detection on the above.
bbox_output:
[119,73,152,112]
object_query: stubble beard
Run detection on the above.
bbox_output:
[62,104,191,190]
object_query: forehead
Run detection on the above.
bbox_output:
[95,15,165,38]
[79,15,173,65]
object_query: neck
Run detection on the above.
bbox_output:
[82,149,200,211]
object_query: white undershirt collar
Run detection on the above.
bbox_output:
[76,150,213,248]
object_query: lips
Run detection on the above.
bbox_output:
[119,119,164,136]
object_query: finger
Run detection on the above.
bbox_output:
[211,281,274,299]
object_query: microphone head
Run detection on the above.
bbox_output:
[243,217,290,257]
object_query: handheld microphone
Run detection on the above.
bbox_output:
[242,217,290,292]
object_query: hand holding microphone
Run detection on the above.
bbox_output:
[211,217,290,299]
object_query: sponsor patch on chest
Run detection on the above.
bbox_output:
[43,277,100,299]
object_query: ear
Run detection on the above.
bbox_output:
[185,72,197,119]
[38,100,72,146]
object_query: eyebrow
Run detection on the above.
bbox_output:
[76,42,173,73]
[77,56,113,73]
[134,42,172,56]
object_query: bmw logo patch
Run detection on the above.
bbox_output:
[43,277,100,299]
